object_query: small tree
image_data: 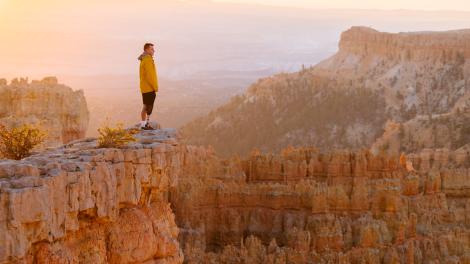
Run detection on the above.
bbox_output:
[97,123,137,148]
[0,124,47,160]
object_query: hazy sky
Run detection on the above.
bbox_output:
[215,0,470,11]
[1,0,470,81]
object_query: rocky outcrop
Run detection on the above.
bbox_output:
[181,26,470,157]
[0,129,183,263]
[406,147,470,198]
[337,26,470,62]
[2,126,470,263]
[371,110,470,155]
[0,77,89,147]
[172,146,470,263]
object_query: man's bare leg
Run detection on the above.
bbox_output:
[140,105,148,128]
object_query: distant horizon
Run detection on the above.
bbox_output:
[2,0,470,80]
[213,0,470,12]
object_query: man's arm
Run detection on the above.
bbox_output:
[143,58,158,92]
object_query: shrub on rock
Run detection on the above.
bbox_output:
[97,123,136,148]
[0,124,47,160]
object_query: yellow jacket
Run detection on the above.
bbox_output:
[139,54,158,93]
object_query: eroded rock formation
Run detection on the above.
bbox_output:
[181,26,470,157]
[1,127,470,263]
[0,77,89,147]
[171,145,470,263]
[337,26,470,63]
[0,129,182,263]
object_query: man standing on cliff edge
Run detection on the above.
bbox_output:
[138,43,158,130]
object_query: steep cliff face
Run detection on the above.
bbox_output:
[316,26,470,121]
[336,26,470,63]
[0,129,183,264]
[0,77,89,147]
[181,26,470,157]
[172,145,470,263]
[1,128,470,263]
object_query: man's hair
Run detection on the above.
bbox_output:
[144,43,154,51]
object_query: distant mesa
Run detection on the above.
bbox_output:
[338,26,470,61]
[181,26,470,157]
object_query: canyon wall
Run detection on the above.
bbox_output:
[1,127,470,263]
[172,146,470,263]
[315,26,470,119]
[0,129,182,264]
[181,26,470,157]
[0,77,89,147]
[338,26,470,62]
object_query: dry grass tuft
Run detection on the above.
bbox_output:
[97,123,137,148]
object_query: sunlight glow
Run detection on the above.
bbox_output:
[214,0,470,11]
[1,0,470,79]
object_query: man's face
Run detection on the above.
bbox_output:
[146,46,155,56]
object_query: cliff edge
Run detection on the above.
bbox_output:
[1,127,470,263]
[0,129,183,263]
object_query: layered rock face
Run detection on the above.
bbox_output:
[1,127,470,263]
[315,26,470,117]
[407,147,470,196]
[0,129,183,263]
[172,146,470,263]
[337,26,470,63]
[181,26,470,157]
[0,77,89,147]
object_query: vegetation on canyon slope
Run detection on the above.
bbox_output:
[182,27,470,157]
[182,71,388,156]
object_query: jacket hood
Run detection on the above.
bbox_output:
[138,52,152,61]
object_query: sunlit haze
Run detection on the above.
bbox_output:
[1,0,470,80]
[215,0,470,11]
[2,1,470,261]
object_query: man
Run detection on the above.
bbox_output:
[138,43,158,130]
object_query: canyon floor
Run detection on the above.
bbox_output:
[0,128,469,263]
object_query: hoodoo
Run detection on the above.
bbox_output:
[1,128,470,263]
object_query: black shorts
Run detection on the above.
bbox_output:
[142,91,156,115]
[142,91,156,106]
